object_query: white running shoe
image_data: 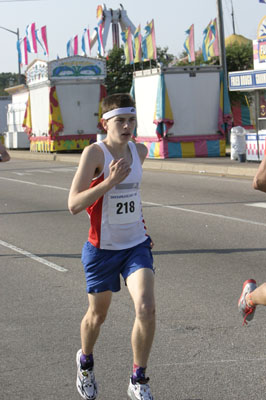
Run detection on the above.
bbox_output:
[76,349,97,400]
[127,377,154,400]
[238,279,257,325]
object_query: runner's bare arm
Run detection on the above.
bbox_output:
[68,145,131,214]
[136,143,148,164]
[253,156,266,193]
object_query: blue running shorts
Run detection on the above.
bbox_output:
[81,236,154,293]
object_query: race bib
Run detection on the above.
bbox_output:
[108,191,141,224]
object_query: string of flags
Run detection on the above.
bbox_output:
[17,15,221,69]
[65,18,157,64]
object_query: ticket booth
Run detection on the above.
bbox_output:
[228,16,266,161]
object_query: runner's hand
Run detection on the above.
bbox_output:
[108,159,131,185]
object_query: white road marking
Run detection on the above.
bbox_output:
[245,202,266,209]
[143,201,266,227]
[2,176,266,228]
[152,356,266,367]
[0,177,68,191]
[42,184,69,191]
[0,239,68,272]
[31,169,53,174]
[49,168,77,172]
[13,172,32,176]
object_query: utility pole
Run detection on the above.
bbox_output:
[217,0,228,88]
[0,26,21,84]
[231,0,236,35]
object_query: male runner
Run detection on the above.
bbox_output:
[68,93,155,400]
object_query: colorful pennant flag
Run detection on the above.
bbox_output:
[17,37,28,65]
[81,28,91,56]
[73,35,78,55]
[94,27,104,56]
[209,18,219,57]
[142,20,157,61]
[95,5,105,56]
[26,23,37,53]
[121,27,134,64]
[202,21,212,61]
[36,26,49,56]
[16,39,22,65]
[202,19,219,61]
[67,35,78,56]
[133,25,142,63]
[183,24,195,62]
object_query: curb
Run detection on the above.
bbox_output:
[8,150,258,179]
[141,160,257,178]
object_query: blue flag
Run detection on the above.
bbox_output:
[259,0,266,4]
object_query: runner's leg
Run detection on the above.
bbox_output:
[248,283,266,306]
[81,291,113,355]
[126,268,155,367]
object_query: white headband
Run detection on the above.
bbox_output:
[102,107,136,120]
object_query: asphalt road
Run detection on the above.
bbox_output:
[1,158,266,400]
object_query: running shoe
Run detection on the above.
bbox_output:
[238,279,257,325]
[127,377,154,400]
[76,349,97,400]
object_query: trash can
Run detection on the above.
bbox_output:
[230,126,246,162]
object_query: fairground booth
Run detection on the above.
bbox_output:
[228,16,266,161]
[133,65,231,159]
[5,56,106,152]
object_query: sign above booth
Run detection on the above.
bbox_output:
[25,56,106,86]
[229,70,266,91]
[49,56,106,80]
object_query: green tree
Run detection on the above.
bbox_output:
[155,46,174,67]
[0,73,25,95]
[226,42,253,105]
[226,42,253,72]
[105,46,134,94]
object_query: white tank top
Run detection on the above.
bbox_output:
[86,141,147,250]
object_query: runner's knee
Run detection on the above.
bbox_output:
[135,301,155,322]
[85,308,108,327]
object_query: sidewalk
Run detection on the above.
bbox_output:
[8,149,260,179]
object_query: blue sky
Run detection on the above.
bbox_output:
[0,0,265,73]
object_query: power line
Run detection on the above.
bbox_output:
[0,0,44,2]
